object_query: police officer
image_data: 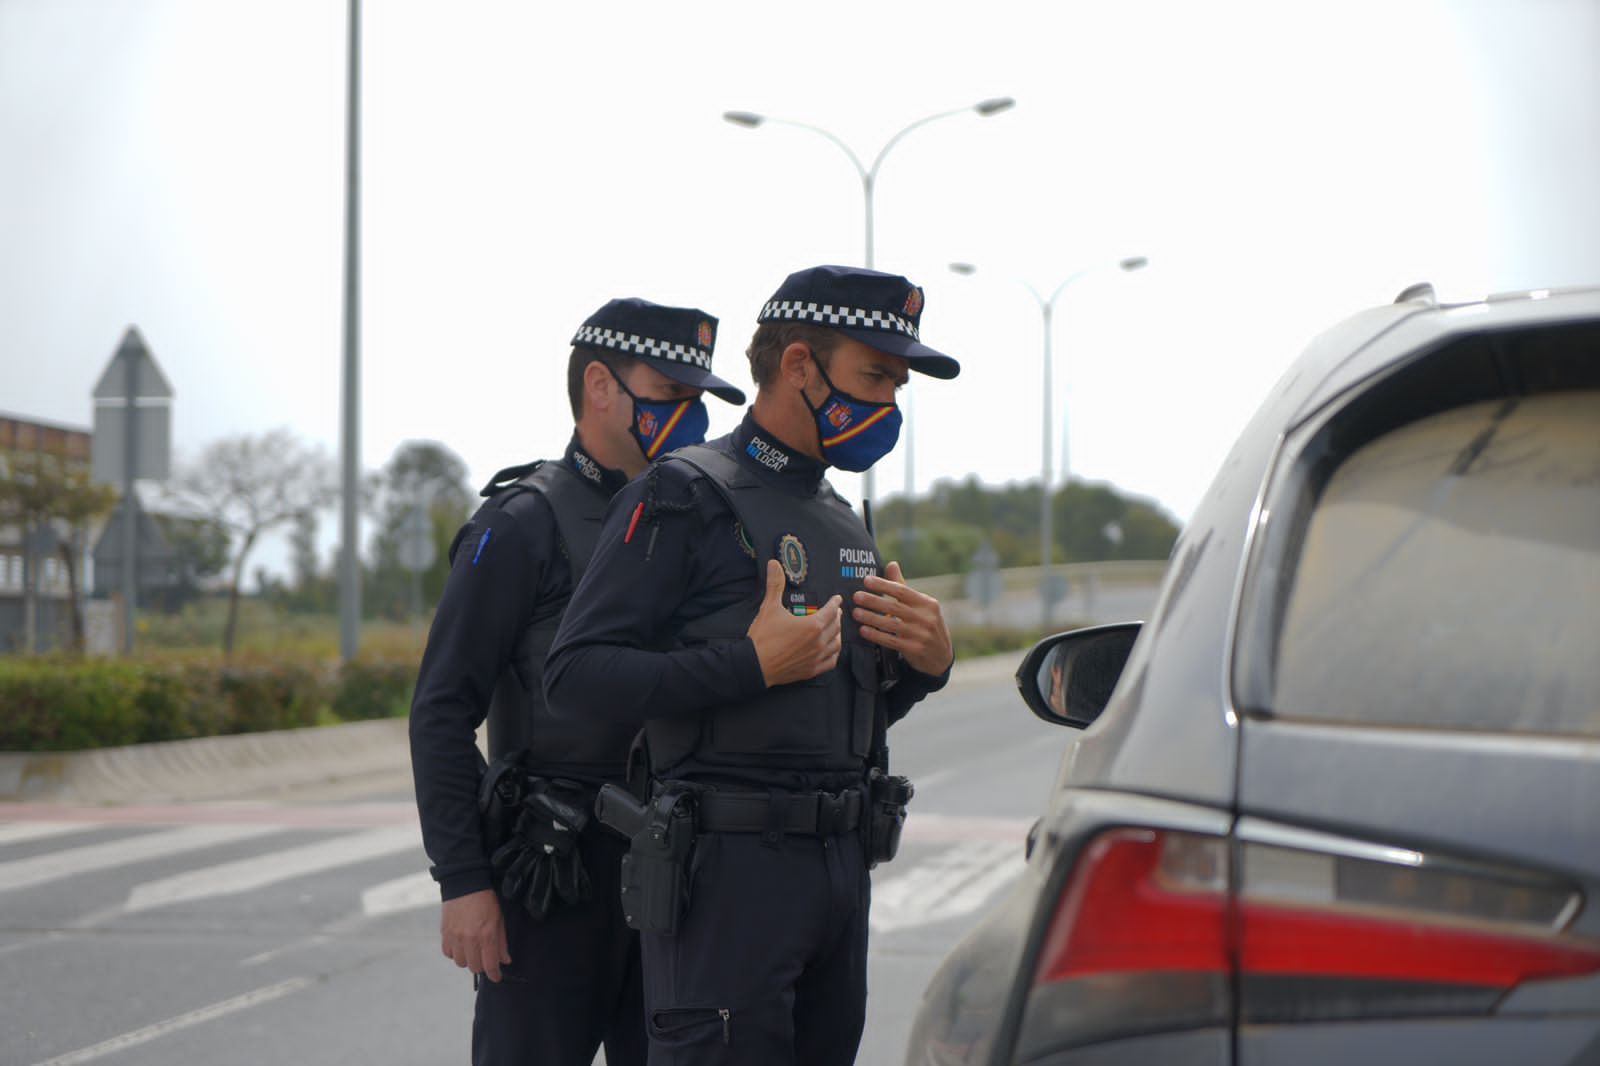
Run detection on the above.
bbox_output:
[545,265,961,1065]
[409,298,745,1066]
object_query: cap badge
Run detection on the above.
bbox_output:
[697,320,714,348]
[903,287,924,316]
[777,533,809,586]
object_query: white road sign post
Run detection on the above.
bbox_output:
[396,504,436,627]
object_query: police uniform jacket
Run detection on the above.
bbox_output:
[543,413,949,792]
[409,437,636,901]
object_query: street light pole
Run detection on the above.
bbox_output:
[338,0,362,662]
[723,99,1015,516]
[951,257,1147,627]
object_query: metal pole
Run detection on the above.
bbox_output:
[1040,302,1054,629]
[20,518,35,654]
[860,172,876,509]
[122,348,137,654]
[338,0,362,662]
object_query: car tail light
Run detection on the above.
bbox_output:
[1014,827,1600,1058]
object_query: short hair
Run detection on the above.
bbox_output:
[745,322,842,388]
[566,345,641,419]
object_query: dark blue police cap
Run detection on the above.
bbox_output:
[758,265,961,379]
[572,298,745,404]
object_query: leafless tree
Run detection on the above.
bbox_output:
[165,429,338,654]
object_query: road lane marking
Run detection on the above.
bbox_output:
[900,813,1032,843]
[0,821,106,847]
[0,824,283,894]
[28,976,314,1066]
[240,934,329,967]
[360,870,437,918]
[0,801,417,828]
[123,825,423,912]
[239,871,433,968]
[870,840,1027,934]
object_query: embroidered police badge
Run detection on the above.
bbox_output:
[697,320,714,348]
[903,287,924,317]
[776,533,808,586]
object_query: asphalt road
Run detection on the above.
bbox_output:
[0,660,1068,1066]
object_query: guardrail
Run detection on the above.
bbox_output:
[910,559,1169,603]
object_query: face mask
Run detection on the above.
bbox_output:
[803,357,902,472]
[611,369,709,461]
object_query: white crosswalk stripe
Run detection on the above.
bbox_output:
[360,870,438,918]
[0,821,106,847]
[123,825,423,913]
[2,813,1026,941]
[870,840,1027,934]
[0,824,283,894]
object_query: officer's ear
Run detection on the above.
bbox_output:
[778,343,815,390]
[582,360,620,415]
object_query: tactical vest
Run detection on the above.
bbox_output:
[645,445,885,777]
[485,462,638,774]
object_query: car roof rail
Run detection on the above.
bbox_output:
[1393,281,1437,306]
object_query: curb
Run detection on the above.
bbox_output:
[0,718,413,806]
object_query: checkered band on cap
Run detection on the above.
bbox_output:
[758,300,920,341]
[572,326,713,370]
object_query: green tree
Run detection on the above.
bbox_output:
[871,475,1180,575]
[364,440,473,621]
[0,448,116,652]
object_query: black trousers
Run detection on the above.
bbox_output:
[472,829,646,1066]
[640,830,871,1066]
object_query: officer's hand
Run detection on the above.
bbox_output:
[440,888,511,983]
[853,561,955,677]
[748,559,843,687]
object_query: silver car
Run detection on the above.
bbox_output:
[905,284,1600,1065]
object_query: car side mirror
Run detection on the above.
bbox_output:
[1015,622,1143,729]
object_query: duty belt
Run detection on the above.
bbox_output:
[694,787,864,837]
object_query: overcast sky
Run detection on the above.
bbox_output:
[2,0,1597,579]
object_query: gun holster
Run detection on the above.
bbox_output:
[598,782,698,937]
[478,756,593,919]
[864,767,914,869]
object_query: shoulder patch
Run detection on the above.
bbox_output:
[734,521,756,559]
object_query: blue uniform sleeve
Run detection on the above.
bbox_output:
[544,468,767,723]
[408,494,558,901]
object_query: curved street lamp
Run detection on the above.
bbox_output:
[949,256,1148,625]
[724,98,1016,509]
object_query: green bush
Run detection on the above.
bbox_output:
[950,625,1073,662]
[131,660,223,743]
[333,655,418,721]
[0,658,145,751]
[0,656,336,751]
[216,662,324,734]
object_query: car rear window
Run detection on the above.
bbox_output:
[1271,390,1600,737]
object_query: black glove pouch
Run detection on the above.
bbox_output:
[482,770,595,920]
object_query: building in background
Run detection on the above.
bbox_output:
[0,412,93,653]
